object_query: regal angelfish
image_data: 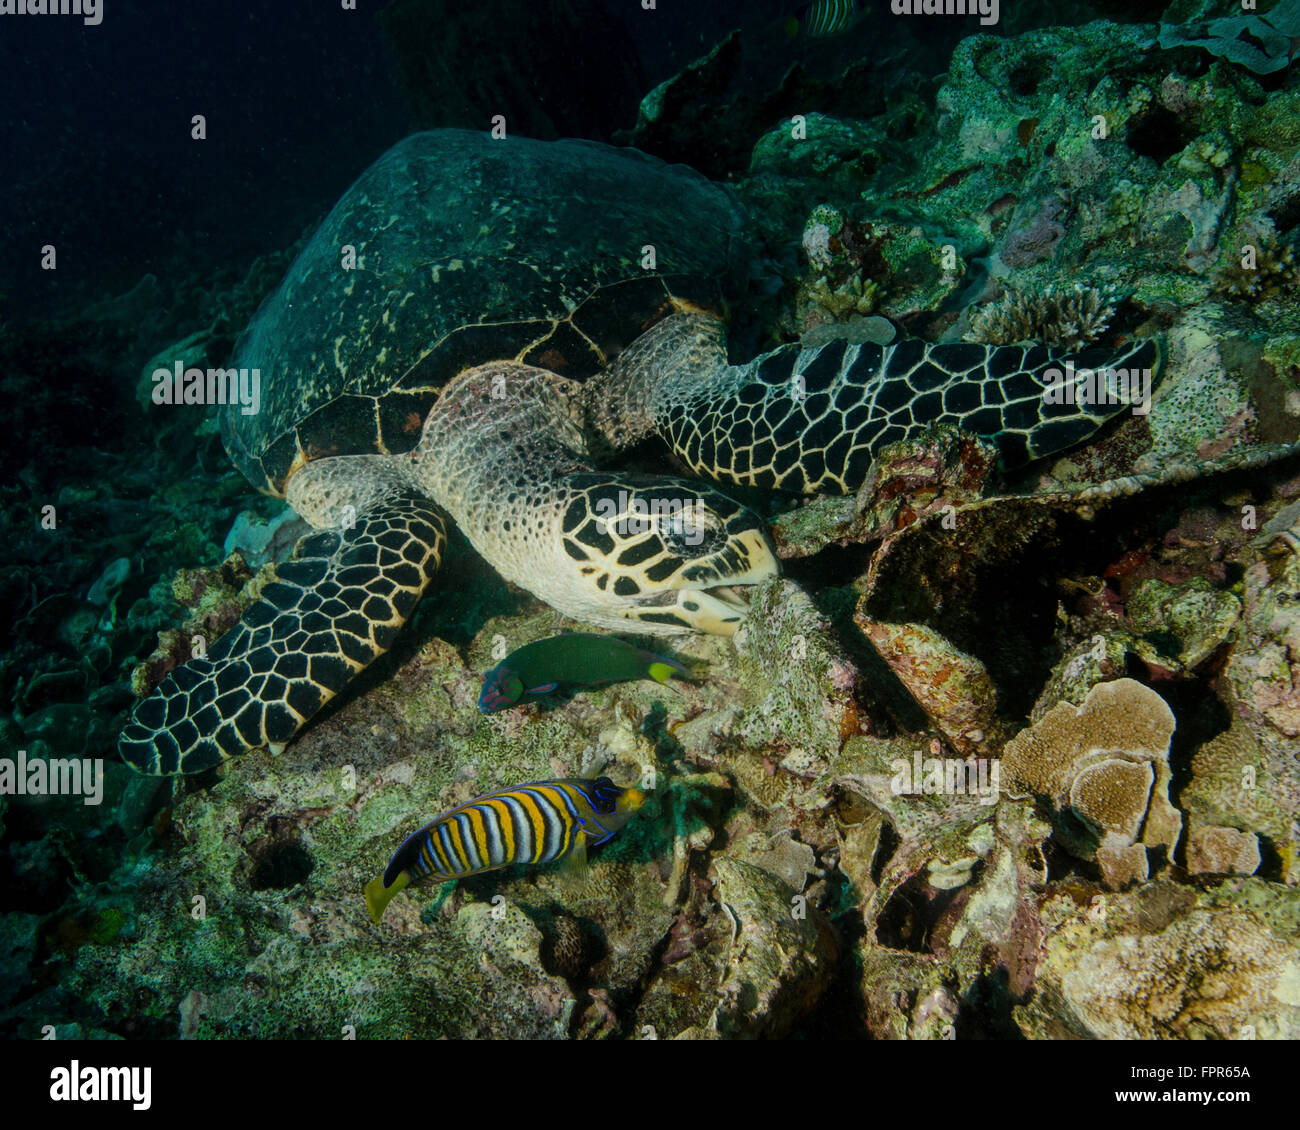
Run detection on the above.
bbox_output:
[364,776,647,922]
[786,0,862,37]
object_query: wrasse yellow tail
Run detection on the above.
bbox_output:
[365,870,411,924]
[647,662,686,696]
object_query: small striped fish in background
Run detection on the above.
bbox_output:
[364,776,647,922]
[786,0,862,37]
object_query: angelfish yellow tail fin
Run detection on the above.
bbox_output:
[364,871,411,924]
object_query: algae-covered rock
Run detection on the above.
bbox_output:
[854,616,1001,757]
[1126,576,1241,670]
[1220,549,1300,881]
[1016,879,1300,1039]
[0,915,40,1010]
[1185,825,1261,877]
[631,854,836,1040]
[709,858,837,1038]
[851,797,1051,1039]
[730,579,860,760]
[1226,554,1300,744]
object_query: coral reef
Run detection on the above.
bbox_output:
[793,204,895,332]
[1125,576,1241,670]
[1185,825,1261,876]
[1017,880,1300,1039]
[963,282,1120,348]
[1220,239,1300,302]
[998,196,1067,269]
[852,617,1001,757]
[1001,680,1182,889]
[7,7,1300,1044]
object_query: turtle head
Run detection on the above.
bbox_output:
[415,365,778,639]
[556,474,779,636]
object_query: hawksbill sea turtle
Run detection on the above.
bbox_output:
[119,129,1159,775]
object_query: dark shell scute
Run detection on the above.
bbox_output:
[396,320,553,393]
[295,394,384,466]
[521,318,606,380]
[223,129,748,493]
[568,274,674,360]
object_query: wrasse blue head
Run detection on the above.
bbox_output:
[478,666,524,713]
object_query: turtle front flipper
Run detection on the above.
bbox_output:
[589,312,1163,494]
[119,492,446,774]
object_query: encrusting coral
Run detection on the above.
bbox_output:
[1018,879,1300,1039]
[1001,678,1182,889]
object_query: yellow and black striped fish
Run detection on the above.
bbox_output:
[786,0,861,38]
[364,776,647,922]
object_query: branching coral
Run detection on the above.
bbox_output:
[1220,240,1300,302]
[804,274,881,318]
[797,205,889,324]
[963,282,1120,349]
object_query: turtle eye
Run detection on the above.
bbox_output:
[656,500,725,555]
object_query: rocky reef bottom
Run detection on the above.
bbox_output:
[4,434,1299,1038]
[6,5,1300,1041]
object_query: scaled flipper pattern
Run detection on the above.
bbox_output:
[669,336,1164,494]
[120,493,447,774]
[591,313,1163,495]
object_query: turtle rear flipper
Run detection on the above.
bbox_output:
[119,493,446,774]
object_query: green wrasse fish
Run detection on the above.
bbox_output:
[478,632,689,713]
[786,0,862,37]
[364,777,646,922]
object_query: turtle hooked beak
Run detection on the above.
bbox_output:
[627,529,780,636]
[705,584,751,611]
[634,578,770,636]
[684,585,757,635]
